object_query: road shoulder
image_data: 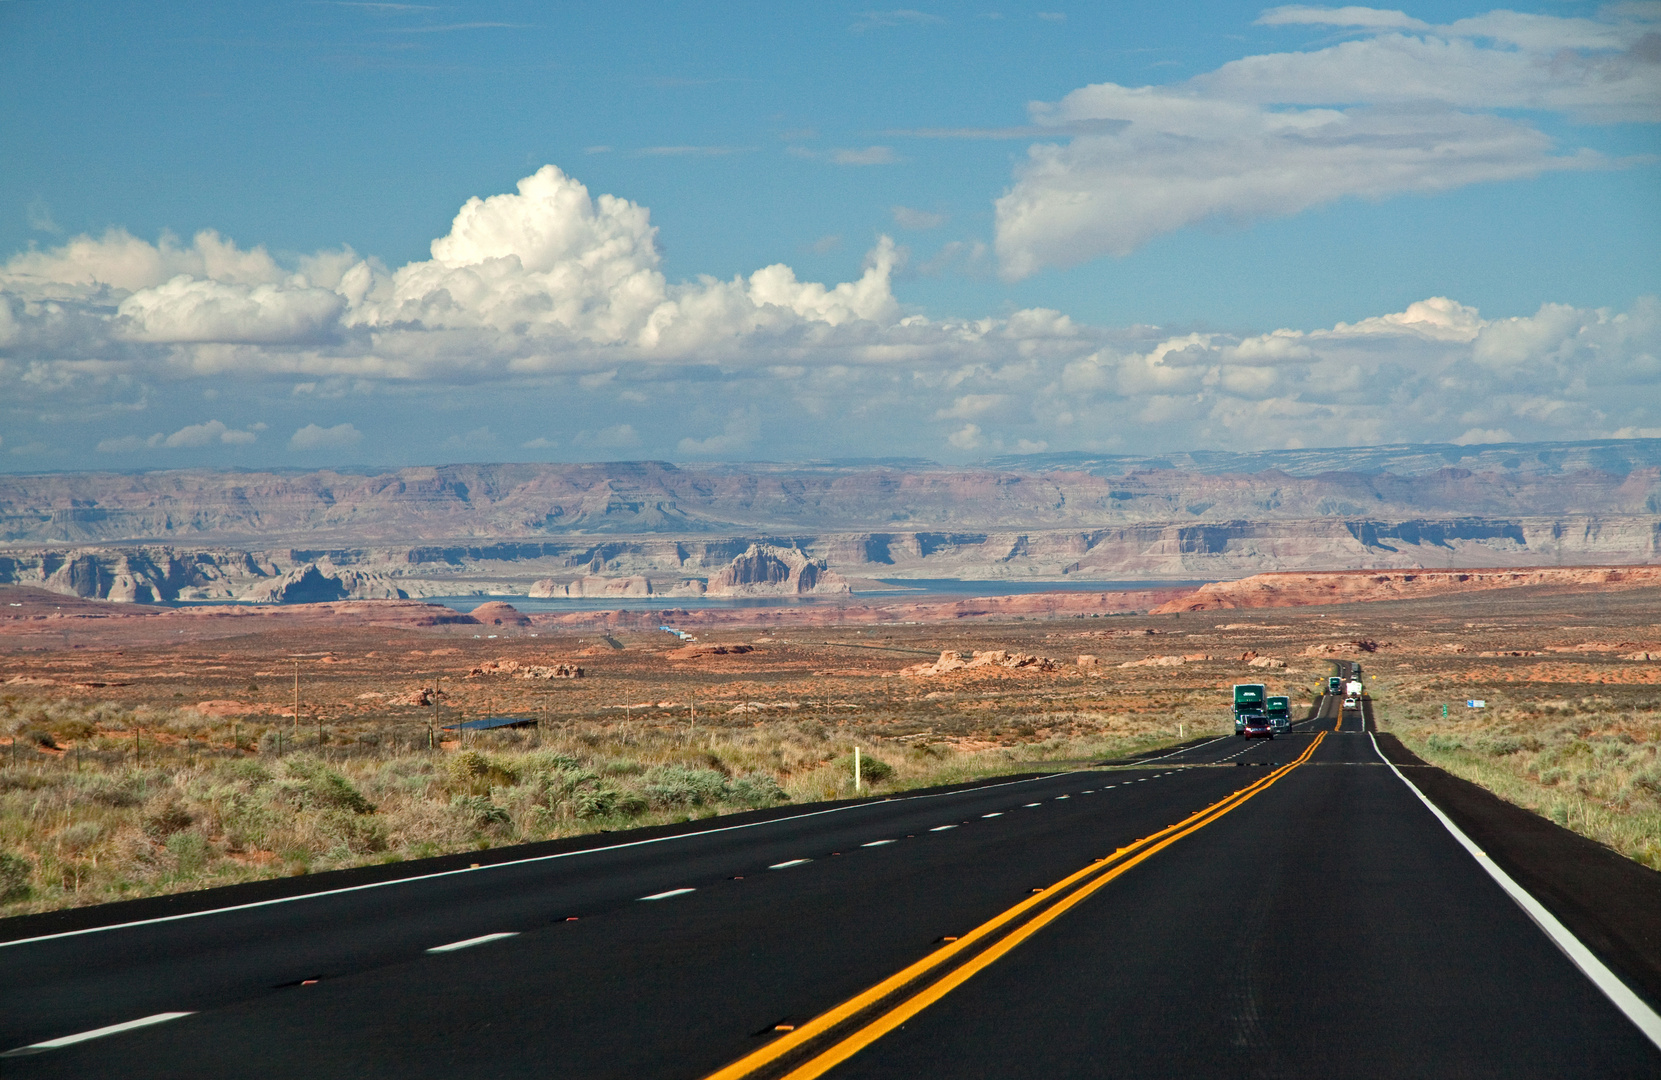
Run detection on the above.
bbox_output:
[1374,732,1661,1012]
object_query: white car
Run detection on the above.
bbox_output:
[1343,695,1359,709]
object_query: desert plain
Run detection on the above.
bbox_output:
[1,569,1658,916]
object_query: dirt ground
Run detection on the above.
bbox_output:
[1,581,1657,913]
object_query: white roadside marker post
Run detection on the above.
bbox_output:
[854,746,862,794]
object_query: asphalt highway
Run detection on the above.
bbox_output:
[3,692,1659,1078]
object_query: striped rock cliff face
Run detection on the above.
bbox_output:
[0,447,1655,601]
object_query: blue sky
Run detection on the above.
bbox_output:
[1,1,1657,469]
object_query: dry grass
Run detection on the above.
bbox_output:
[0,695,1192,915]
[1377,689,1661,870]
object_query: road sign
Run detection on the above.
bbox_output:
[1467,699,1487,709]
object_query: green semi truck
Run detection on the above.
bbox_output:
[1233,683,1266,735]
[1265,695,1291,734]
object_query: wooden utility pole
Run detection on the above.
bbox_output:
[293,661,300,736]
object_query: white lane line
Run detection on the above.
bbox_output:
[929,825,957,832]
[639,888,696,901]
[427,931,519,953]
[1369,732,1661,1053]
[1081,790,1094,794]
[1,1012,194,1057]
[861,839,897,847]
[1103,785,1116,789]
[769,859,812,869]
[981,812,1003,818]
[1,771,1077,950]
[1131,734,1231,765]
[1055,795,1071,800]
[1023,802,1042,808]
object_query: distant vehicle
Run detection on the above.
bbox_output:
[1238,713,1274,739]
[1343,695,1359,710]
[1327,676,1343,694]
[659,625,696,641]
[1265,695,1291,734]
[1346,679,1363,697]
[1233,683,1266,733]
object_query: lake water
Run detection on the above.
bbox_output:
[429,579,1206,614]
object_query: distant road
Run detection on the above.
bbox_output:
[3,692,1658,1077]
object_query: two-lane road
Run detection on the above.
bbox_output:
[4,701,1657,1077]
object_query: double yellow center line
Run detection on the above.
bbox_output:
[704,732,1328,1080]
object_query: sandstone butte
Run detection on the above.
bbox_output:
[1151,565,1661,613]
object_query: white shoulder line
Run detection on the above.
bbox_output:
[0,771,1067,950]
[1370,732,1661,1052]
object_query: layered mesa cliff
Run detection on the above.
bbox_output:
[0,440,1655,602]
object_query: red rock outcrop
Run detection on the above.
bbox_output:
[470,601,532,627]
[1152,566,1661,613]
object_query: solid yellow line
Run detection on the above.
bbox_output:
[703,733,1326,1080]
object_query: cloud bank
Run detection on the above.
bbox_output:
[1,156,1656,463]
[994,4,1658,278]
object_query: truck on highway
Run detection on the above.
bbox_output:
[1327,676,1343,694]
[1233,683,1266,735]
[1265,695,1291,734]
[1346,679,1363,697]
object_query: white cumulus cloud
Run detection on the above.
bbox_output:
[2,160,1658,463]
[289,422,363,451]
[95,419,260,452]
[119,277,345,344]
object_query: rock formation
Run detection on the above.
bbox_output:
[902,650,1060,676]
[470,601,532,627]
[529,575,657,598]
[706,544,851,597]
[467,657,581,678]
[1153,566,1661,613]
[238,563,409,604]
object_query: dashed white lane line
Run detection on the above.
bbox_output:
[929,825,958,832]
[861,839,897,847]
[981,812,1003,818]
[1055,795,1070,800]
[428,931,520,953]
[1,1013,195,1057]
[1081,790,1094,794]
[639,888,696,901]
[1024,802,1042,808]
[769,859,812,869]
[3,771,1083,953]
